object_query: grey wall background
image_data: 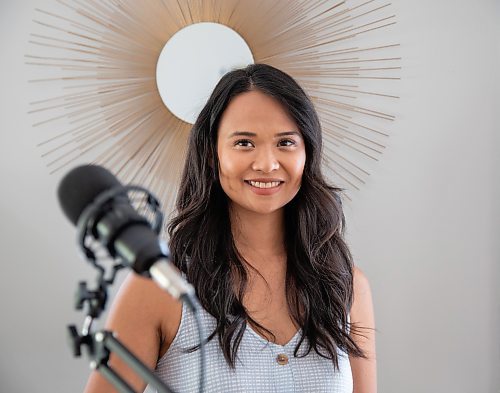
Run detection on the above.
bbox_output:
[0,0,498,392]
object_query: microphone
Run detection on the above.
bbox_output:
[57,164,195,302]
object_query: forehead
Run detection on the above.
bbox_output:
[218,90,298,136]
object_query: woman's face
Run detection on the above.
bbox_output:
[216,90,306,215]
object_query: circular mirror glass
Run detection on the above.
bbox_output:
[156,22,254,124]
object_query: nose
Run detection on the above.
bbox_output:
[251,147,279,173]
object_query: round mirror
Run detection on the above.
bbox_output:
[156,22,254,124]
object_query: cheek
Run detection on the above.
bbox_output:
[217,152,232,178]
[217,152,242,190]
[292,153,307,183]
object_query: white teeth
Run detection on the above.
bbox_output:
[248,181,281,189]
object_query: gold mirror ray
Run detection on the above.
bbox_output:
[27,0,401,216]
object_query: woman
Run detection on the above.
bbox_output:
[84,64,376,392]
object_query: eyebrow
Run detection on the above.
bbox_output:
[227,131,301,138]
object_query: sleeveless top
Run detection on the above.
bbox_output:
[154,301,353,393]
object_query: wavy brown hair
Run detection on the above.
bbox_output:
[168,63,366,369]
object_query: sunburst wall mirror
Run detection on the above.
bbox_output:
[27,0,401,218]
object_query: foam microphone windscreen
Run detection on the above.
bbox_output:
[57,165,122,226]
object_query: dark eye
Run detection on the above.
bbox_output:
[235,139,254,148]
[278,139,296,147]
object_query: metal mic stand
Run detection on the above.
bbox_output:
[67,259,177,393]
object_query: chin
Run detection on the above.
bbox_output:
[254,207,282,215]
[244,202,286,216]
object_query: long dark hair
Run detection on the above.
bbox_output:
[168,63,365,369]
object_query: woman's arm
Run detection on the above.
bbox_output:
[84,272,181,393]
[349,266,377,393]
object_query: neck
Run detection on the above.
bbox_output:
[229,205,286,265]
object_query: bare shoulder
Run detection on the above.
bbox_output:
[349,265,377,392]
[352,266,372,302]
[350,265,375,326]
[108,272,183,353]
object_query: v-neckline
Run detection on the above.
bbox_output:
[246,322,302,348]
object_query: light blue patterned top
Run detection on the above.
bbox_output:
[154,301,353,392]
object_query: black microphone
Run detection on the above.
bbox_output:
[57,164,195,302]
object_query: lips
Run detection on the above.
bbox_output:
[245,179,284,188]
[247,180,281,189]
[244,179,284,195]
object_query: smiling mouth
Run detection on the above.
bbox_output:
[245,180,283,189]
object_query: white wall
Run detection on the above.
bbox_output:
[0,1,498,392]
[344,2,499,392]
